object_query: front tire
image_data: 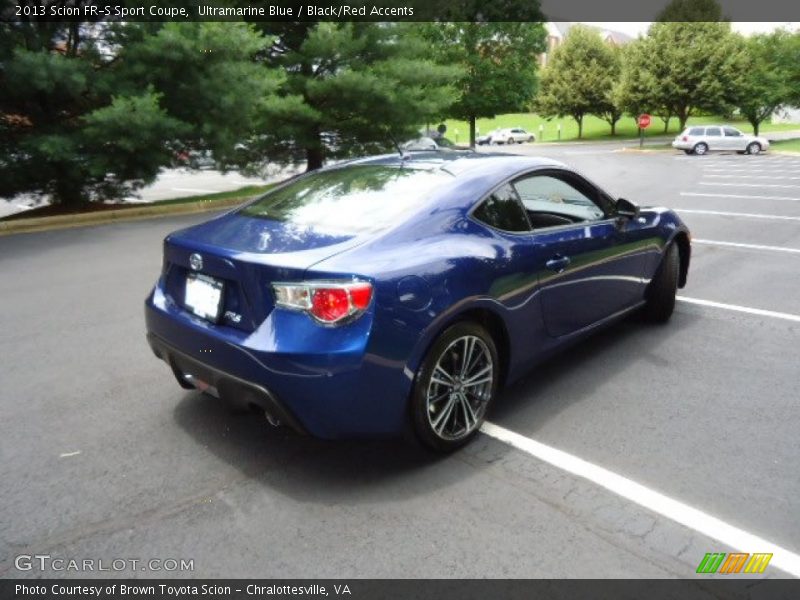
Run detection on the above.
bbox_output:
[643,243,679,323]
[410,322,499,452]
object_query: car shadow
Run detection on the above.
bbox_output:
[171,390,459,503]
[489,309,704,435]
[172,309,702,500]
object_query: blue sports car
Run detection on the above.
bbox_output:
[145,152,691,451]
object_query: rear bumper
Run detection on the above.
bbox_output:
[147,332,308,435]
[144,285,413,439]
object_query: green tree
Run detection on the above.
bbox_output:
[784,32,800,106]
[598,45,624,135]
[253,23,461,171]
[0,19,281,206]
[618,39,673,132]
[536,25,619,139]
[621,21,746,132]
[656,0,724,21]
[421,22,545,147]
[113,22,285,169]
[735,32,794,136]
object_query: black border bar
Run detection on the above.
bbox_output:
[2,579,800,600]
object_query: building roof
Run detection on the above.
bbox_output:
[545,22,633,44]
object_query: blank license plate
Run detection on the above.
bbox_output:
[185,273,224,322]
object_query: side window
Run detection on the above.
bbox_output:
[724,127,742,137]
[472,184,530,233]
[706,127,722,137]
[513,174,607,225]
[688,127,704,136]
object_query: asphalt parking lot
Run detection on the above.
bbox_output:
[1,143,798,579]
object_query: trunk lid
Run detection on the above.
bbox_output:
[161,212,365,332]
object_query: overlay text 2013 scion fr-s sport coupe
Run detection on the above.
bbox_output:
[145,152,691,452]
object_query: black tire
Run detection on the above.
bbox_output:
[643,243,680,323]
[693,142,708,156]
[747,142,761,155]
[683,149,693,155]
[410,322,499,452]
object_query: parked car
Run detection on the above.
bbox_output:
[672,125,769,155]
[490,128,536,145]
[476,129,501,146]
[145,153,691,451]
[402,136,456,151]
[173,148,215,169]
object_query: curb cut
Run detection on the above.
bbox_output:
[0,196,253,237]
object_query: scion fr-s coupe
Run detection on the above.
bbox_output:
[145,152,691,452]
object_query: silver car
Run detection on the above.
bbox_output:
[672,125,769,155]
[490,127,536,145]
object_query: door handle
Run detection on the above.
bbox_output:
[545,255,571,272]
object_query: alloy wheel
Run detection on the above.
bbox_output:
[425,335,494,441]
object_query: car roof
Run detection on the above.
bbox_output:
[328,151,565,179]
[688,125,740,129]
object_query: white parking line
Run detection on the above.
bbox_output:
[676,209,800,221]
[704,174,800,180]
[680,192,800,202]
[700,182,800,189]
[677,296,800,323]
[481,422,800,577]
[693,239,800,254]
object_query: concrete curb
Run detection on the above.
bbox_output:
[0,196,253,237]
[614,146,675,153]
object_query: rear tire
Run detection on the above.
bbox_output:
[643,244,679,323]
[747,142,762,155]
[410,322,499,453]
[693,142,708,156]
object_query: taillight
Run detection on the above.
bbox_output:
[272,281,373,325]
[682,136,688,141]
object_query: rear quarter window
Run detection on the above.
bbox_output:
[688,128,705,136]
[472,184,530,233]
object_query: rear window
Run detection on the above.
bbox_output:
[240,165,452,235]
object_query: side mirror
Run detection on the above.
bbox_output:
[616,197,640,220]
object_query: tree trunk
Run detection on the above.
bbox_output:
[677,108,689,132]
[305,125,324,171]
[663,116,671,133]
[469,116,476,148]
[610,120,616,136]
[53,176,84,207]
[576,115,583,139]
[306,146,323,171]
[752,121,760,136]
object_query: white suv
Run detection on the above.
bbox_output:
[672,125,769,155]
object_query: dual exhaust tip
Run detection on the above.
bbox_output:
[182,373,282,428]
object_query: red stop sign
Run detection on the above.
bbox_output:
[638,114,651,129]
